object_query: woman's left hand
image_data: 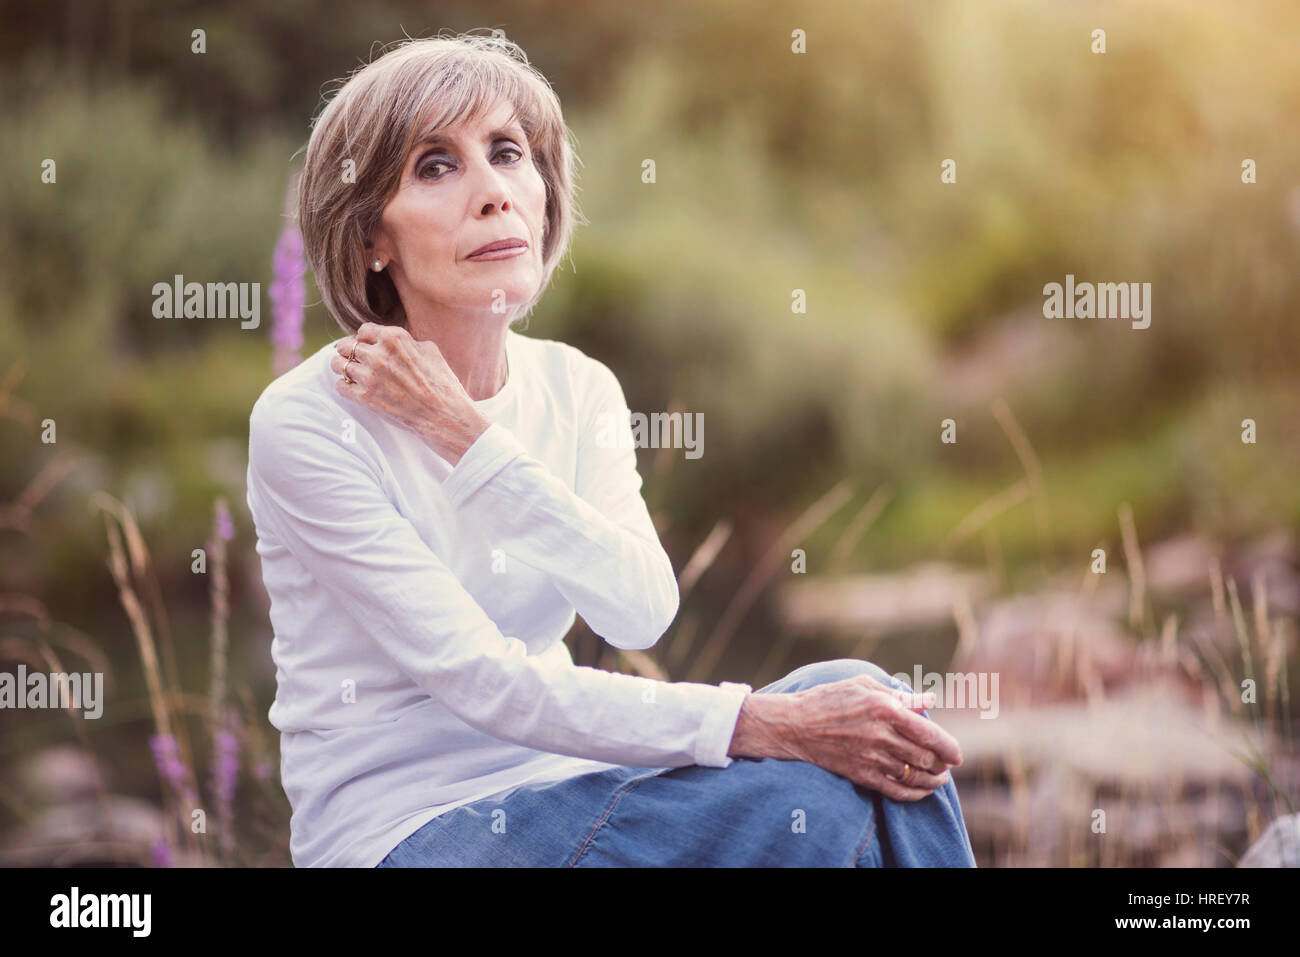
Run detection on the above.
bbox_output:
[330,322,489,465]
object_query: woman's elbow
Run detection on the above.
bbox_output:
[658,560,681,633]
[607,555,679,651]
[637,555,681,649]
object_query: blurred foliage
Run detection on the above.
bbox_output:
[3,0,1298,558]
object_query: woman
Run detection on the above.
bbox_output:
[246,32,976,867]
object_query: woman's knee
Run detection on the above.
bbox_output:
[736,755,876,857]
[762,657,900,694]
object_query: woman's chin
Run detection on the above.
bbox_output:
[466,276,542,309]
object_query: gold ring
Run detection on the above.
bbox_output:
[900,763,913,784]
[343,356,357,384]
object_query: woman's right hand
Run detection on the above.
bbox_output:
[728,677,964,802]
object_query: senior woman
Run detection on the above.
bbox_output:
[246,33,976,867]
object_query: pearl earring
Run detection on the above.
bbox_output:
[372,259,383,272]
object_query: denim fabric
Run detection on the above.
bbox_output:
[376,659,977,867]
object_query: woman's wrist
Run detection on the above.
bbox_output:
[728,693,807,761]
[422,401,491,466]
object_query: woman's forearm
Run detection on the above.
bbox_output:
[728,693,806,761]
[437,417,681,651]
[418,400,491,466]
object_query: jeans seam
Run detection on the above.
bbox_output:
[851,815,877,866]
[566,769,663,867]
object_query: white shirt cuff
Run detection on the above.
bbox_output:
[694,682,752,768]
[443,422,527,509]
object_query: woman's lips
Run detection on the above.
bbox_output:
[467,243,527,261]
[466,245,528,261]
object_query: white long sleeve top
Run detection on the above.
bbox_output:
[245,329,752,868]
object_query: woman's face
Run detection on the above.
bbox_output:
[370,97,547,323]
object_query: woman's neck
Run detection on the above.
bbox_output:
[406,315,510,401]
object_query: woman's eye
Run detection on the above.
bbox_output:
[418,146,522,180]
[419,159,452,179]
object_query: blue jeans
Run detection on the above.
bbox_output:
[376,659,977,867]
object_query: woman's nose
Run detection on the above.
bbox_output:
[466,158,512,215]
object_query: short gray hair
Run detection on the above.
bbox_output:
[297,31,584,334]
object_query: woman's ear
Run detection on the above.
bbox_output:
[366,223,394,268]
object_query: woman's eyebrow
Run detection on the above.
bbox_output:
[412,126,525,150]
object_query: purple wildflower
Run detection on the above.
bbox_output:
[210,727,240,805]
[151,836,172,868]
[269,217,306,373]
[214,498,234,542]
[149,733,187,790]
